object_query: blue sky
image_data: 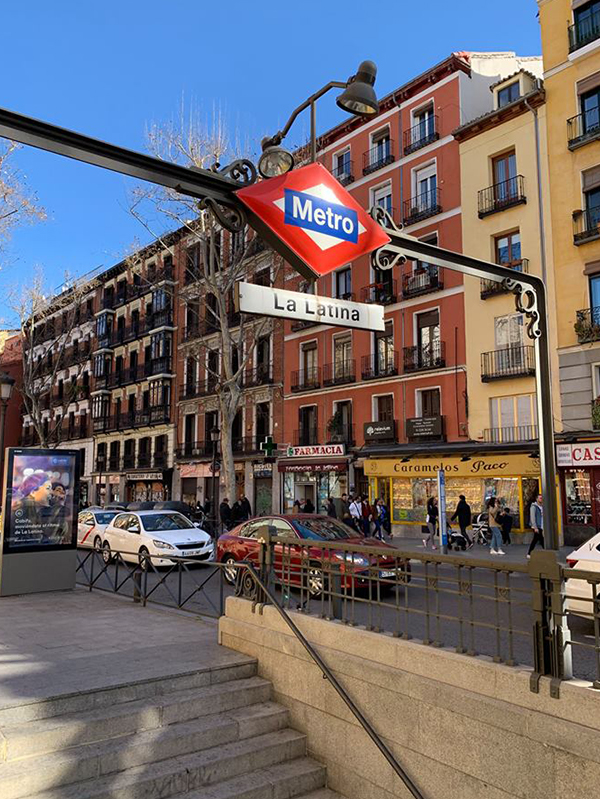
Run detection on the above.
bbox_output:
[2,0,541,300]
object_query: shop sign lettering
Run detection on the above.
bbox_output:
[286,444,345,457]
[556,443,600,467]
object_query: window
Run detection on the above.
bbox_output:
[417,309,440,350]
[489,394,537,441]
[418,388,441,418]
[333,335,352,371]
[413,104,435,141]
[331,400,352,442]
[184,414,196,444]
[152,289,168,312]
[492,151,518,202]
[581,85,600,134]
[495,232,521,265]
[335,267,352,299]
[92,395,109,420]
[334,149,351,178]
[376,395,394,421]
[375,321,395,375]
[497,81,520,108]
[574,1,600,44]
[301,341,317,375]
[299,406,318,445]
[372,184,393,214]
[254,268,271,287]
[494,313,523,348]
[150,333,171,360]
[204,409,218,442]
[256,402,270,439]
[414,164,437,210]
[371,128,391,166]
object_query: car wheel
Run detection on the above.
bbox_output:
[138,547,150,572]
[222,554,237,585]
[102,541,113,564]
[306,563,328,598]
[93,535,102,551]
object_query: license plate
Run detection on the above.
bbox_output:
[186,549,205,556]
[380,570,397,578]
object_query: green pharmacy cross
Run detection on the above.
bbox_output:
[260,436,278,457]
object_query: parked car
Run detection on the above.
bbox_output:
[77,508,121,549]
[565,531,600,618]
[100,510,214,568]
[217,514,410,592]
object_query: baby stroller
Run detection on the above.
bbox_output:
[446,523,468,551]
[471,512,491,546]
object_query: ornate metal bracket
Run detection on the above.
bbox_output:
[369,207,407,271]
[505,278,542,340]
[199,196,246,233]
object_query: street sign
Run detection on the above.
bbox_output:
[238,282,384,332]
[236,163,390,279]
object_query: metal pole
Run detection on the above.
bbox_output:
[212,441,218,539]
[0,400,7,465]
[310,101,317,163]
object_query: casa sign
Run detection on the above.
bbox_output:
[556,442,600,467]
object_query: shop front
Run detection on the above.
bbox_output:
[253,462,273,515]
[279,444,349,514]
[366,454,540,536]
[557,442,600,546]
[125,470,170,503]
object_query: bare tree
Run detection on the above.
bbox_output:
[0,141,46,265]
[11,270,94,448]
[127,105,279,501]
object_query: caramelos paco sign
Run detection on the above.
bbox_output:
[365,454,540,478]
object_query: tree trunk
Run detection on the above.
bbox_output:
[218,395,237,502]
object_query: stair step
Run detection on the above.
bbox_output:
[1,676,271,761]
[297,792,345,799]
[0,703,289,799]
[184,757,327,798]
[0,660,257,726]
[22,729,307,799]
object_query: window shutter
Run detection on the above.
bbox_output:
[583,166,600,192]
[577,71,600,95]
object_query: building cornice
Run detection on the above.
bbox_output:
[452,88,546,143]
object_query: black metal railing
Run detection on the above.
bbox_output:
[361,351,399,380]
[573,208,600,244]
[323,360,356,386]
[481,345,535,381]
[101,294,116,310]
[293,427,320,446]
[402,267,443,298]
[176,440,214,459]
[146,309,174,332]
[569,10,600,52]
[579,307,600,342]
[403,341,445,372]
[179,378,218,400]
[145,356,173,376]
[478,175,526,217]
[232,435,262,454]
[402,188,442,225]
[480,259,529,299]
[362,140,395,175]
[360,280,397,305]
[567,110,600,150]
[291,367,321,392]
[483,425,538,443]
[403,116,439,155]
[331,160,354,186]
[107,364,145,388]
[244,364,273,387]
[326,422,355,445]
[182,324,201,342]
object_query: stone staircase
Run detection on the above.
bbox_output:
[0,659,343,799]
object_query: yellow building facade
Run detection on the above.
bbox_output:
[540,0,600,544]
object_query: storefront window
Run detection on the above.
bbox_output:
[564,470,592,525]
[392,478,418,522]
[484,477,520,527]
[446,478,484,520]
[522,477,540,529]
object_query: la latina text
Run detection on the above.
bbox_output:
[273,293,360,322]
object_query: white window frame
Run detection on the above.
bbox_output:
[415,386,442,418]
[370,180,393,211]
[332,265,352,299]
[412,159,437,198]
[332,146,351,177]
[371,392,395,421]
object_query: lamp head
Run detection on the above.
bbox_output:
[0,372,15,402]
[210,426,220,443]
[336,60,379,117]
[258,138,295,179]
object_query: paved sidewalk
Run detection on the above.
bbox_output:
[384,535,572,564]
[0,587,250,711]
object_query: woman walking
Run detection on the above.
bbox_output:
[423,497,438,550]
[487,497,505,555]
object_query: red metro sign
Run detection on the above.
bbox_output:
[236,162,390,279]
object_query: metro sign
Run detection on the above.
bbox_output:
[236,162,390,279]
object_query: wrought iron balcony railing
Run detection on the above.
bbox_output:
[293,427,320,446]
[176,441,213,459]
[232,436,262,454]
[244,364,273,387]
[483,425,538,443]
[123,454,136,470]
[575,307,600,343]
[573,208,600,244]
[481,345,535,381]
[402,267,443,298]
[331,160,354,186]
[569,10,600,53]
[325,422,355,446]
[323,360,356,387]
[478,175,526,217]
[179,378,218,400]
[362,140,395,175]
[146,309,174,332]
[402,188,442,226]
[361,351,399,380]
[145,356,173,376]
[403,340,445,372]
[291,367,321,392]
[154,451,168,468]
[567,111,600,150]
[480,259,529,299]
[403,115,439,155]
[360,280,397,305]
[182,324,201,342]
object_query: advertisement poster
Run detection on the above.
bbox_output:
[2,449,79,553]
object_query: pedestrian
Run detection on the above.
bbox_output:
[487,497,505,555]
[527,494,545,558]
[373,498,387,540]
[292,499,301,514]
[219,497,232,532]
[349,494,362,532]
[360,495,372,537]
[326,496,337,518]
[241,495,252,519]
[231,498,245,524]
[500,507,513,546]
[304,496,315,513]
[424,497,438,550]
[380,496,391,535]
[340,493,353,528]
[451,494,473,547]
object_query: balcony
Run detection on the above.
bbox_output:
[478,176,526,218]
[107,365,144,388]
[403,116,439,155]
[93,373,110,390]
[244,364,273,387]
[293,427,320,446]
[402,267,443,298]
[323,360,356,387]
[232,436,262,455]
[573,208,600,244]
[179,378,218,400]
[567,111,600,150]
[145,357,173,377]
[149,265,175,285]
[481,345,535,382]
[403,341,445,373]
[362,141,395,175]
[122,454,136,470]
[480,259,529,299]
[291,367,321,392]
[146,309,174,333]
[406,415,446,443]
[107,456,120,472]
[101,294,116,311]
[63,342,91,367]
[331,161,354,186]
[182,324,201,342]
[575,307,600,342]
[402,188,442,226]
[484,425,538,443]
[176,441,213,459]
[138,452,151,469]
[184,268,202,286]
[154,451,168,468]
[360,280,398,305]
[361,351,399,380]
[568,11,600,53]
[326,422,355,446]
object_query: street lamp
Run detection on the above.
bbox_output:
[210,425,220,538]
[258,59,379,176]
[0,371,15,464]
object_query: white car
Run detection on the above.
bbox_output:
[100,510,214,568]
[78,508,121,549]
[565,532,600,617]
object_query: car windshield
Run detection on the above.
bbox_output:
[94,512,118,525]
[140,513,195,532]
[292,518,360,541]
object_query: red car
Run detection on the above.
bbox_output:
[217,514,410,594]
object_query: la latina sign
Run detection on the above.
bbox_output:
[238,282,384,332]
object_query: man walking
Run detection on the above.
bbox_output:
[219,497,232,533]
[450,494,473,547]
[528,494,545,558]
